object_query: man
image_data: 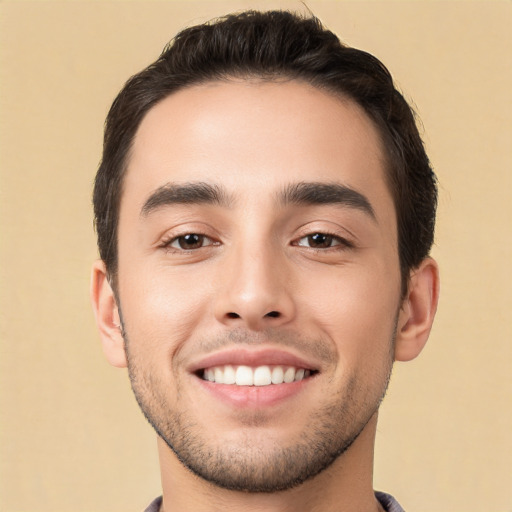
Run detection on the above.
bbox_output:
[91,10,439,512]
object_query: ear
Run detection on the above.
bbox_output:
[395,257,440,362]
[90,260,127,368]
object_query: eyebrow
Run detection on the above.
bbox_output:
[140,180,376,220]
[140,182,232,217]
[279,182,376,220]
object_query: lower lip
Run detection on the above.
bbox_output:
[195,376,312,408]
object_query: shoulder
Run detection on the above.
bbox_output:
[143,496,163,512]
[375,491,406,512]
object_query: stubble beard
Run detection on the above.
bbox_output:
[123,326,395,493]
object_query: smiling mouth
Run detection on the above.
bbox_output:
[199,365,317,386]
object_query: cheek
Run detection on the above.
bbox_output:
[297,263,399,359]
[119,264,214,352]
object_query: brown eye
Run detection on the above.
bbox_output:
[307,233,334,248]
[170,233,210,250]
[296,233,349,249]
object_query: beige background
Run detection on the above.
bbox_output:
[1,1,511,511]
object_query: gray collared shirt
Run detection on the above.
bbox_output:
[144,491,405,511]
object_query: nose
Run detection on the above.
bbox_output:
[213,243,296,331]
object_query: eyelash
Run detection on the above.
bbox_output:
[293,231,354,251]
[159,230,353,253]
[160,233,218,252]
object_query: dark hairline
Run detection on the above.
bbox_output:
[95,11,437,302]
[105,75,403,297]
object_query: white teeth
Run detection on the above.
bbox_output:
[283,367,296,383]
[214,367,224,383]
[253,366,272,386]
[235,365,253,386]
[223,365,236,385]
[271,366,284,384]
[203,365,312,386]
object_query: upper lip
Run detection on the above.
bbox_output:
[188,347,321,374]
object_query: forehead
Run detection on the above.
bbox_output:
[123,79,393,218]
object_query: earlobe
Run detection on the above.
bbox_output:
[395,257,440,362]
[90,260,127,368]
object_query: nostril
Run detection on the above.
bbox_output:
[265,311,280,318]
[227,312,241,319]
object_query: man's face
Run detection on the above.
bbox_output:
[115,80,403,491]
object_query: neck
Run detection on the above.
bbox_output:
[157,413,382,512]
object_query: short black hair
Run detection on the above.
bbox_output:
[94,10,437,296]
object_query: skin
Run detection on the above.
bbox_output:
[92,79,439,512]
